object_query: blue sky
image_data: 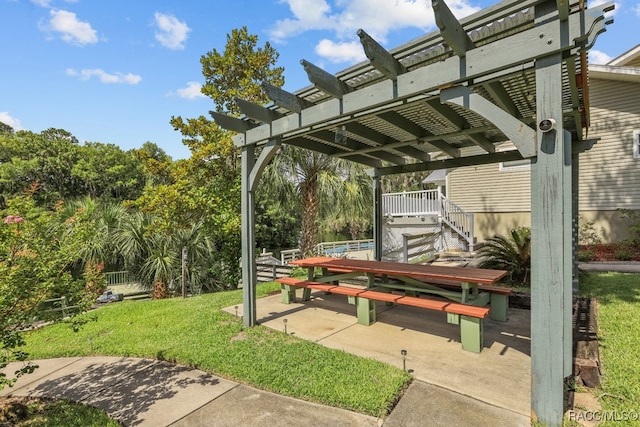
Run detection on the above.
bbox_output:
[2,0,638,160]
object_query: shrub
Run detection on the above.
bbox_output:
[614,247,633,261]
[578,250,594,262]
[618,208,640,247]
[477,226,531,285]
[578,216,602,246]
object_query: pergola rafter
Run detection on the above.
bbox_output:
[211,1,614,424]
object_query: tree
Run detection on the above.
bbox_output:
[1,192,100,390]
[0,121,13,135]
[261,146,372,256]
[201,26,284,114]
[72,142,145,201]
[133,27,285,290]
[0,129,81,204]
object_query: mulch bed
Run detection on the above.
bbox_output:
[579,243,640,262]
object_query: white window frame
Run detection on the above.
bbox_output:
[634,130,640,159]
[499,156,531,172]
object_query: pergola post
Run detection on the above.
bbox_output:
[241,144,257,326]
[241,140,281,326]
[530,51,574,425]
[372,171,383,261]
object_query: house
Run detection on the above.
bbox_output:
[440,45,640,243]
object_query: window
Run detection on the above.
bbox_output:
[499,158,531,172]
[634,130,640,159]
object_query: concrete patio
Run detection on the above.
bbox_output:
[223,289,532,420]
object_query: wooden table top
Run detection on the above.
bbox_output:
[290,256,508,285]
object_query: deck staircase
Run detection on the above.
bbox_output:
[382,189,474,259]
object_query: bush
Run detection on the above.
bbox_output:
[578,250,594,262]
[477,226,531,285]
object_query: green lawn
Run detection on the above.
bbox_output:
[580,272,640,426]
[21,282,411,418]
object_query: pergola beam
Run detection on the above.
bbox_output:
[482,81,520,118]
[377,150,523,176]
[424,99,496,153]
[235,98,283,124]
[432,0,475,57]
[210,111,256,133]
[301,59,354,99]
[261,82,313,113]
[357,29,407,79]
[285,137,383,168]
[441,86,536,158]
[309,129,407,165]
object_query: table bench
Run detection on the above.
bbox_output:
[362,275,513,322]
[276,277,490,353]
[415,277,513,322]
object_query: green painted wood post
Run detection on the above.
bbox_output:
[530,49,573,424]
[372,171,383,261]
[241,145,257,326]
[459,316,483,353]
[356,297,376,325]
[489,294,509,322]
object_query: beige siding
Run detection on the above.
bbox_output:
[445,75,640,243]
[448,144,531,212]
[578,78,640,210]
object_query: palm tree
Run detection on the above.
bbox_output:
[477,226,531,285]
[114,212,218,298]
[64,197,126,270]
[261,146,372,257]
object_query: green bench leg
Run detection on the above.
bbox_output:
[356,297,376,326]
[489,294,509,322]
[460,315,484,353]
[281,285,297,304]
[301,288,312,301]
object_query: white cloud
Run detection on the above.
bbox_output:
[633,3,640,15]
[588,49,612,65]
[175,82,206,100]
[315,39,366,63]
[41,9,98,45]
[31,0,53,7]
[270,0,480,64]
[66,68,142,84]
[0,112,23,131]
[154,12,190,50]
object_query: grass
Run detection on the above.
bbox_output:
[579,272,640,426]
[19,282,411,418]
[1,397,119,427]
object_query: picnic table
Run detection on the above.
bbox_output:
[277,256,510,352]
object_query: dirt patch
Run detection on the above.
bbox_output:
[230,330,247,342]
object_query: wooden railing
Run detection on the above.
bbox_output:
[383,189,474,251]
[34,296,78,321]
[402,232,438,263]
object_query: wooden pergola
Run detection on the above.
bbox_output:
[212,0,613,424]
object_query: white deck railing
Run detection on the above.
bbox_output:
[382,189,441,216]
[382,189,474,251]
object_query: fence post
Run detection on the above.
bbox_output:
[402,234,409,263]
[182,246,188,298]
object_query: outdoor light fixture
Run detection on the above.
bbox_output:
[283,318,288,334]
[538,118,557,133]
[401,349,407,371]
